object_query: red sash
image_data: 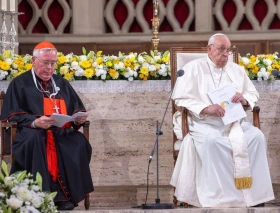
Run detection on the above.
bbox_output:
[44,98,69,181]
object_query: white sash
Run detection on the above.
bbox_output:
[228,121,252,189]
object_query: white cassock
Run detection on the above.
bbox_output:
[170,56,275,207]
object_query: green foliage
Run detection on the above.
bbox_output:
[82,47,87,55]
[36,172,43,191]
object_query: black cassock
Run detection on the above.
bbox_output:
[0,71,94,205]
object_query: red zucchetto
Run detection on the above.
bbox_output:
[34,41,56,50]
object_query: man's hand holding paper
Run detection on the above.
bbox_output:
[207,84,247,125]
[50,111,88,127]
[72,112,88,125]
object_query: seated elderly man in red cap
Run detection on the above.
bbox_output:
[0,41,94,210]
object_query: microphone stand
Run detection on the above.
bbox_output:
[141,70,184,209]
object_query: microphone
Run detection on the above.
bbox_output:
[176,69,184,77]
[148,69,184,163]
[143,69,185,210]
[272,69,280,77]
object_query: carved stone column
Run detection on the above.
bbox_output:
[72,0,105,35]
[195,0,213,32]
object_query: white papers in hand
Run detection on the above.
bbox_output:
[207,84,247,126]
[50,112,87,127]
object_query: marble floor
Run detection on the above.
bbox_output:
[61,205,280,213]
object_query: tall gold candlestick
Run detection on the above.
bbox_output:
[151,0,160,55]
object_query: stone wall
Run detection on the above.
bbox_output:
[76,89,280,207]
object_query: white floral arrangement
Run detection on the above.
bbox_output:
[238,52,280,81]
[0,49,170,82]
[0,161,58,213]
[56,48,170,81]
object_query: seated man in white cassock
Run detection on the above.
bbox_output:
[170,33,274,207]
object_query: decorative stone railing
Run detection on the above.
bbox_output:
[0,80,278,93]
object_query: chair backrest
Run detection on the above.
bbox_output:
[0,91,17,165]
[170,47,238,89]
[170,47,239,158]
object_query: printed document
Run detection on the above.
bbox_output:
[208,84,247,125]
[50,112,87,127]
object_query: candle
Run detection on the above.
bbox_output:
[10,0,15,11]
[1,0,7,11]
[153,0,158,17]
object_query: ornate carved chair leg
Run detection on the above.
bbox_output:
[173,195,178,208]
[84,194,90,210]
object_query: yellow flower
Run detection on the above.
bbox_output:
[139,73,144,79]
[129,56,135,62]
[268,55,274,60]
[64,72,74,81]
[109,69,119,79]
[247,63,254,69]
[96,57,103,65]
[140,67,149,76]
[252,66,259,74]
[163,56,169,63]
[130,64,135,70]
[0,61,10,71]
[124,59,131,67]
[25,63,33,70]
[58,56,67,64]
[18,65,27,72]
[60,66,69,75]
[97,51,103,56]
[84,68,95,78]
[250,55,256,61]
[106,61,113,67]
[80,60,91,69]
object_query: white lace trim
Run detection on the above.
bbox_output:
[70,80,171,93]
[0,80,278,93]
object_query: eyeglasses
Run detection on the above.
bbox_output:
[35,57,57,67]
[211,44,234,55]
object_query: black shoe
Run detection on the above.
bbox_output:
[252,203,265,207]
[56,201,75,210]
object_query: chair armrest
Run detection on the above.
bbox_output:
[1,121,17,163]
[181,107,189,137]
[252,106,260,129]
[81,120,90,141]
[174,105,189,137]
[1,121,17,128]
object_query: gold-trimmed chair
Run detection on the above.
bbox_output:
[170,47,260,208]
[0,91,91,210]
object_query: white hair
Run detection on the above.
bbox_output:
[208,33,229,45]
[33,48,57,57]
